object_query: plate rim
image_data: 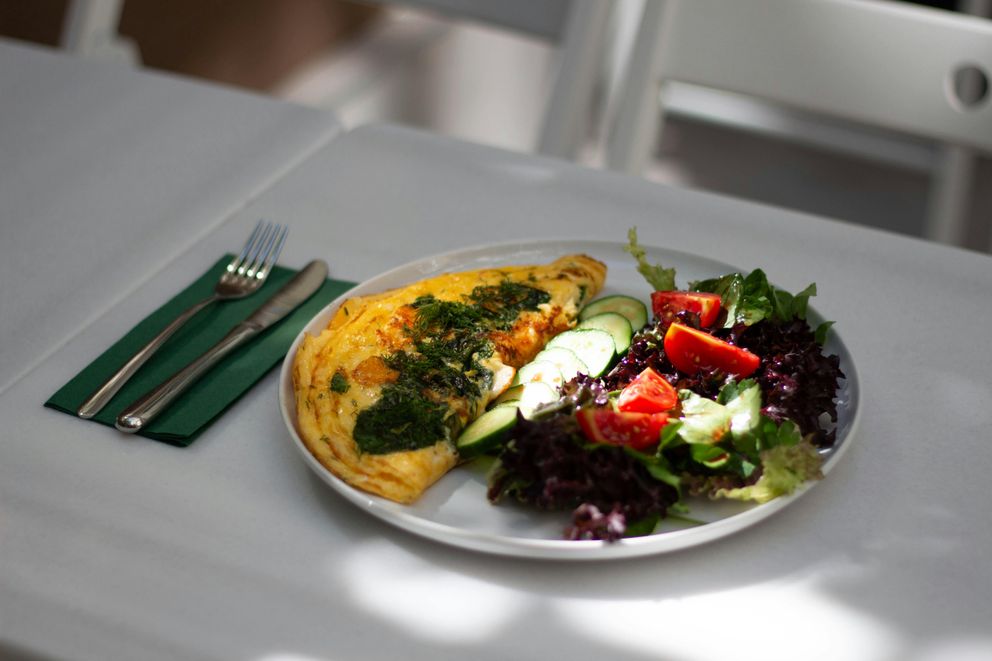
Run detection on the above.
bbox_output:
[278,239,860,560]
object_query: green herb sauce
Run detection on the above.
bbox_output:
[353,281,550,454]
[330,371,350,394]
[468,281,550,328]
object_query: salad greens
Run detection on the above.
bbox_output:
[691,270,816,328]
[663,380,818,502]
[709,441,823,504]
[626,226,834,343]
[624,227,676,292]
[613,378,819,508]
[485,229,843,541]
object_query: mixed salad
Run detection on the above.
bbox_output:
[455,228,845,541]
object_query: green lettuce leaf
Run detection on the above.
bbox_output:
[711,439,823,504]
[689,273,743,327]
[625,447,682,493]
[624,512,661,537]
[624,227,676,292]
[692,268,818,328]
[814,320,834,345]
[673,381,807,485]
[677,390,731,445]
[724,379,761,455]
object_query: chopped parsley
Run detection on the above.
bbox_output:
[352,383,453,454]
[469,281,550,328]
[330,371,350,394]
[411,295,484,334]
[353,281,549,455]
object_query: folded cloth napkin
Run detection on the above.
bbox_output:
[45,255,355,446]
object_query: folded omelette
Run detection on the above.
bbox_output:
[292,254,606,503]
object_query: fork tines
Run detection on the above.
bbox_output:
[227,220,288,281]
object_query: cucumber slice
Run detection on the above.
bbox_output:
[494,381,558,416]
[532,347,589,382]
[511,360,564,389]
[492,383,526,406]
[576,312,633,355]
[523,380,558,406]
[579,295,648,331]
[456,406,518,458]
[546,329,616,378]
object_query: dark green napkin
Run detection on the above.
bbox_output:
[45,255,355,446]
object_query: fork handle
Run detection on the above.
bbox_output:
[114,323,259,434]
[77,293,221,419]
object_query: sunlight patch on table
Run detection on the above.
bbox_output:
[555,578,898,661]
[334,539,523,643]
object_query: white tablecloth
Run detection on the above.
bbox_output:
[3,81,992,661]
[0,39,340,392]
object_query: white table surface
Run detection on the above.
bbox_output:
[0,39,341,393]
[3,120,992,661]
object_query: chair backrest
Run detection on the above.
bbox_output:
[61,0,615,159]
[382,0,616,159]
[607,0,992,173]
[60,0,137,64]
[391,0,573,40]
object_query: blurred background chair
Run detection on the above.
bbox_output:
[5,0,990,250]
[60,0,136,63]
[49,0,616,161]
[605,0,992,251]
[375,0,615,159]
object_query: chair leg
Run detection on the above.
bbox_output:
[925,145,975,248]
[604,0,672,174]
[538,0,615,160]
[61,0,138,64]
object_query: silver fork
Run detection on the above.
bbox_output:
[77,220,288,419]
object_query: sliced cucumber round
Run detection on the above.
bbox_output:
[494,381,558,416]
[579,295,648,331]
[497,381,558,418]
[511,360,564,389]
[532,346,589,383]
[576,312,633,355]
[492,383,526,407]
[546,328,616,378]
[456,406,518,458]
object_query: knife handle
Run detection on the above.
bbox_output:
[77,294,220,419]
[115,324,258,434]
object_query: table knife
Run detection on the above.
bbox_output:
[115,259,328,434]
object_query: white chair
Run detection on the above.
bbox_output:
[59,0,616,161]
[382,0,617,159]
[60,0,137,64]
[605,0,992,250]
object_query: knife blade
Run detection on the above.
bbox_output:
[115,259,328,434]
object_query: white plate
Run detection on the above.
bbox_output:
[279,240,860,560]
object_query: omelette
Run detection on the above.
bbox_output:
[292,254,606,504]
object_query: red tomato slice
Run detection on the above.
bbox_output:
[576,408,669,450]
[617,367,677,413]
[663,322,760,378]
[651,291,722,328]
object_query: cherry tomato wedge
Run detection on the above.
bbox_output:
[617,367,677,413]
[576,408,669,450]
[663,322,760,378]
[651,291,722,328]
